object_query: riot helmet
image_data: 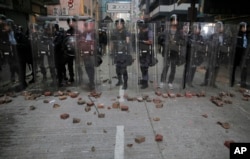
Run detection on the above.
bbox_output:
[0,14,6,23]
[137,19,148,29]
[239,22,247,32]
[84,18,95,32]
[170,14,178,26]
[215,21,224,33]
[67,17,77,28]
[115,18,125,30]
[192,23,201,34]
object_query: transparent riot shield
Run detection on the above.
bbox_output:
[159,19,188,92]
[0,21,26,93]
[135,22,160,93]
[75,19,99,91]
[29,22,57,92]
[185,22,212,91]
[205,23,237,91]
[231,22,249,88]
[104,20,138,95]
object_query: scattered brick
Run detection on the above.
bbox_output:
[69,92,79,98]
[87,122,92,125]
[137,97,143,102]
[127,96,134,101]
[176,93,183,97]
[97,103,105,109]
[162,93,168,98]
[98,113,105,118]
[168,92,176,98]
[87,102,94,107]
[155,102,163,108]
[153,117,160,121]
[197,91,206,97]
[155,134,163,142]
[242,97,249,101]
[85,106,91,112]
[73,118,81,123]
[77,99,86,105]
[44,91,52,96]
[29,105,36,110]
[201,114,208,118]
[224,99,232,104]
[142,94,149,100]
[153,98,162,104]
[57,91,64,96]
[155,91,162,96]
[185,91,192,98]
[89,91,102,98]
[127,144,133,147]
[135,135,145,144]
[103,129,107,133]
[60,113,70,119]
[121,105,129,111]
[112,101,120,109]
[59,96,67,100]
[217,121,230,129]
[107,106,111,109]
[53,103,60,109]
[224,140,235,149]
[146,98,152,102]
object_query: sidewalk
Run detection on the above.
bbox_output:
[0,84,250,159]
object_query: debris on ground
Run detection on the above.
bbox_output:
[112,101,120,109]
[201,114,208,118]
[217,121,230,129]
[153,117,160,121]
[135,135,145,144]
[120,105,129,111]
[29,105,36,110]
[60,113,70,119]
[155,134,163,142]
[127,144,133,147]
[53,103,60,109]
[98,113,105,118]
[224,140,235,149]
[73,118,81,123]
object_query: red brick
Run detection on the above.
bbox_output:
[59,96,67,100]
[155,102,163,108]
[97,103,105,109]
[112,102,120,109]
[155,134,163,142]
[121,105,129,111]
[73,118,81,123]
[87,102,94,106]
[135,136,145,143]
[98,113,105,118]
[44,91,52,96]
[224,140,235,149]
[60,113,70,119]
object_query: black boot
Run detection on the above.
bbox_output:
[116,77,123,86]
[122,81,127,90]
[140,80,148,89]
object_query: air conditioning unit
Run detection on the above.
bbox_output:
[62,7,69,15]
[53,7,59,15]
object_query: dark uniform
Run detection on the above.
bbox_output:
[186,23,205,87]
[111,19,130,90]
[231,22,249,87]
[53,24,65,87]
[160,14,183,89]
[62,18,79,83]
[201,21,232,87]
[137,20,153,89]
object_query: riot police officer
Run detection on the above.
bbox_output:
[201,21,232,87]
[137,20,153,89]
[78,19,96,90]
[62,17,80,83]
[160,14,183,89]
[232,22,249,87]
[53,23,65,87]
[186,23,205,87]
[111,18,130,90]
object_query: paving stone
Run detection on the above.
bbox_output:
[224,140,235,149]
[73,118,81,123]
[120,105,129,111]
[135,135,145,144]
[155,134,163,142]
[60,113,70,119]
[112,101,120,109]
